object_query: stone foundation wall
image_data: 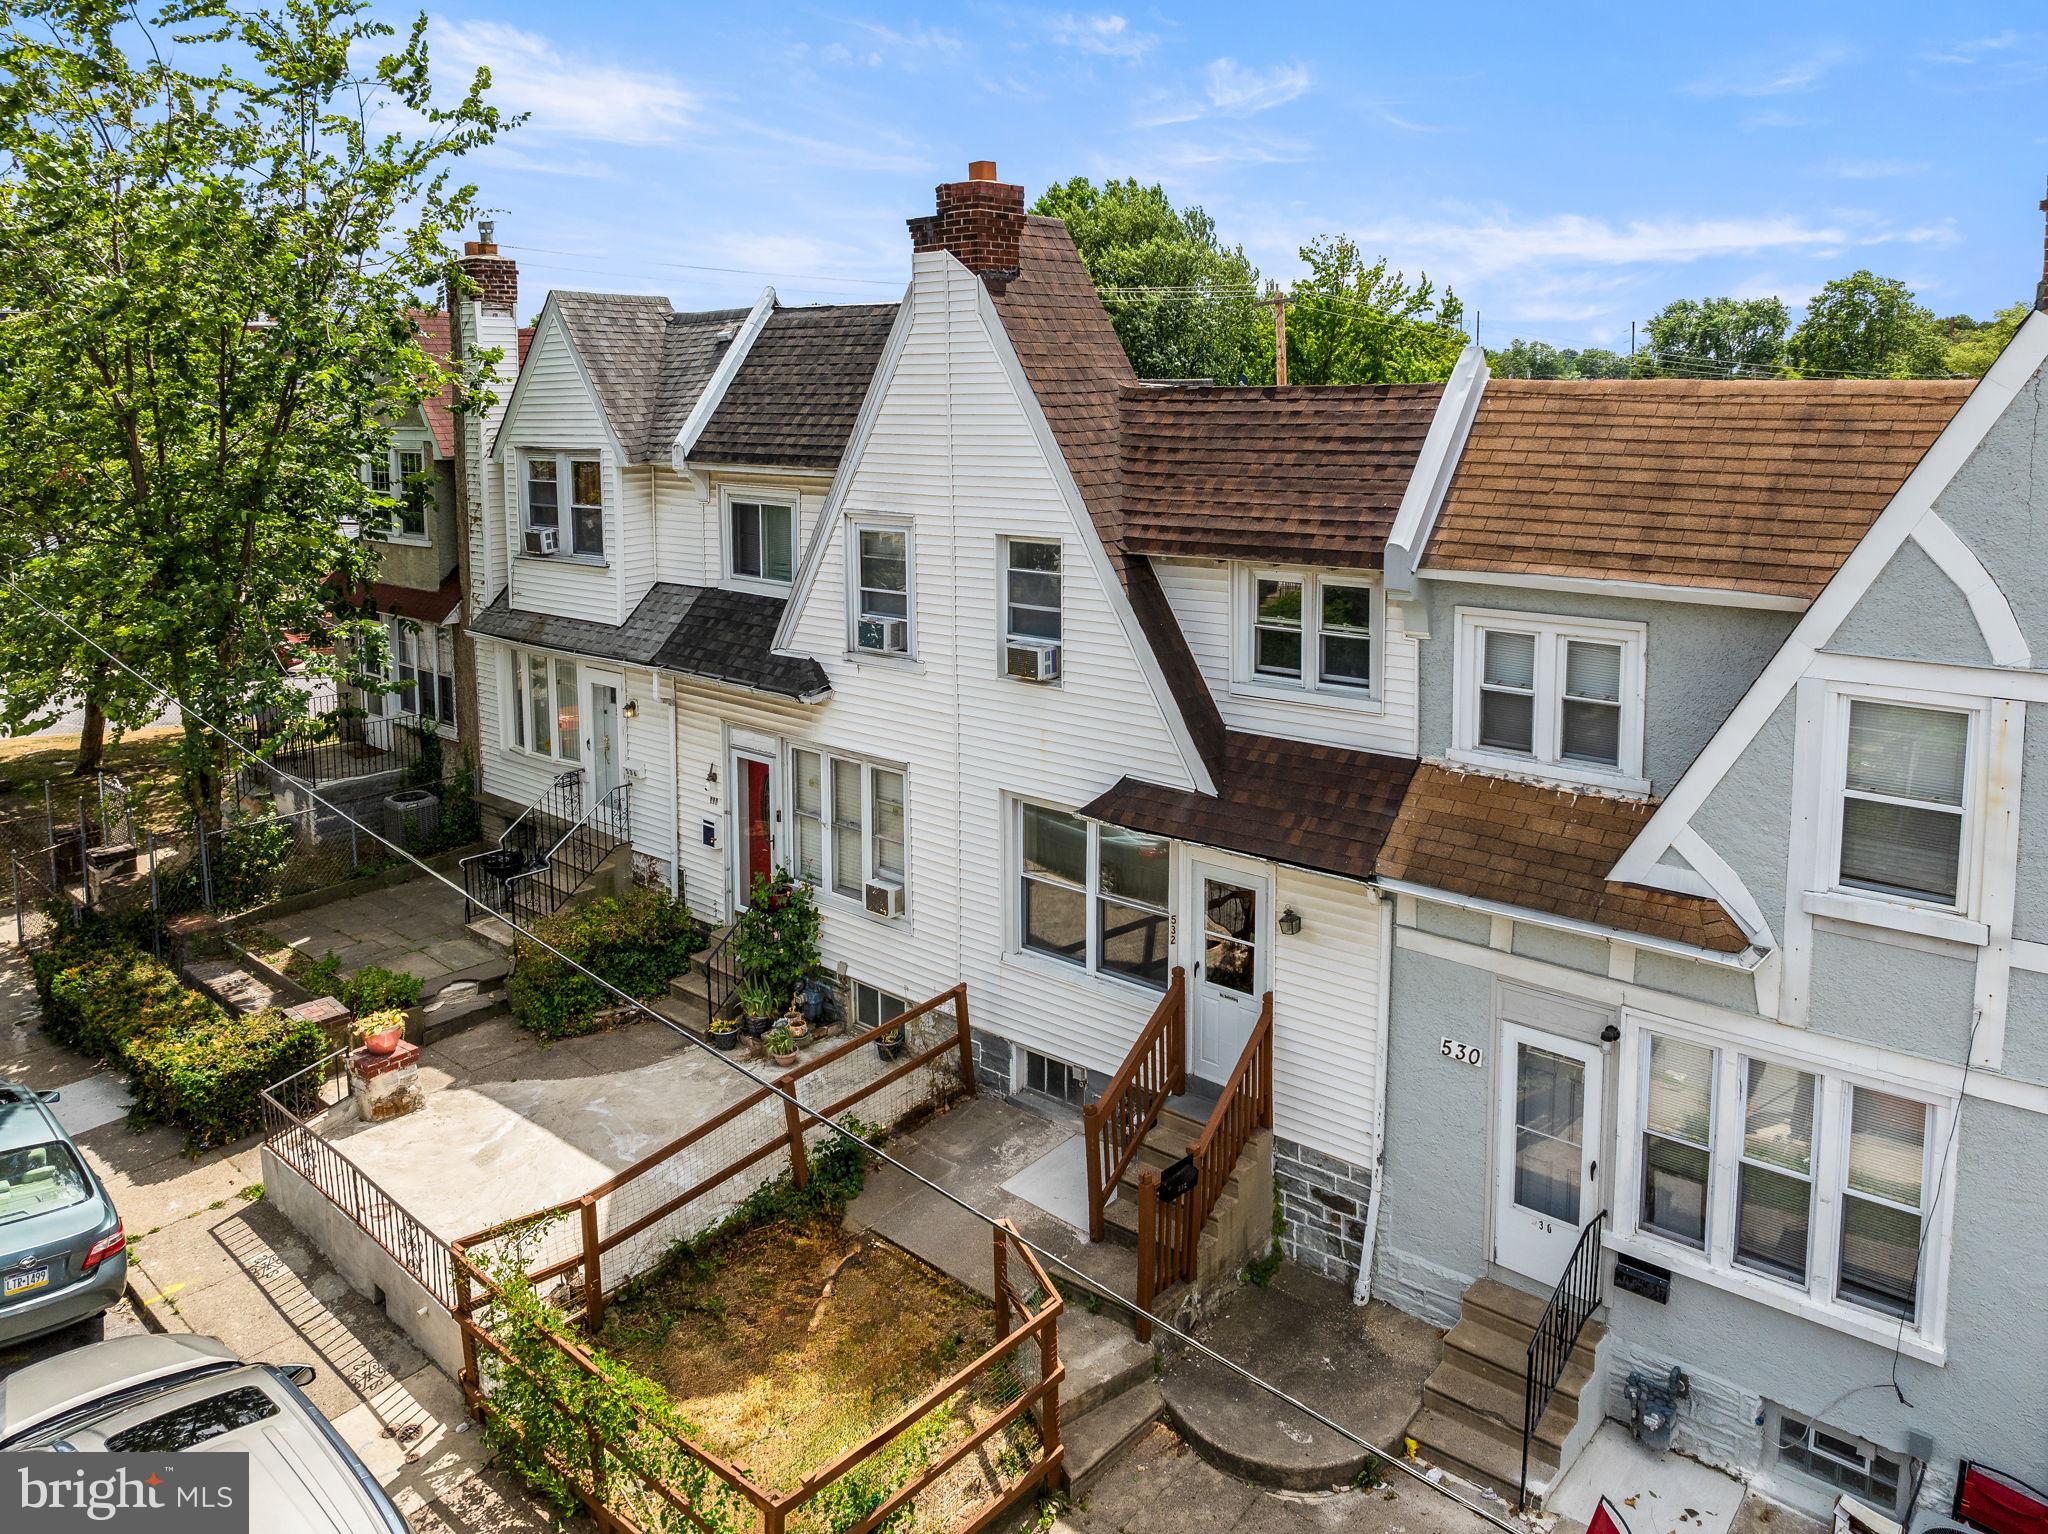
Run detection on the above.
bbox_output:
[970,1027,1014,1095]
[1273,1136,1371,1283]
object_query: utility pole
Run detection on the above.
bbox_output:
[1267,281,1292,385]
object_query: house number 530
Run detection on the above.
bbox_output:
[1440,1038,1484,1067]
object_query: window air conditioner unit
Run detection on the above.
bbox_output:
[863,879,905,918]
[857,617,907,654]
[1005,640,1061,683]
[524,527,558,556]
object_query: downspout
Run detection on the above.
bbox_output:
[1353,885,1396,1306]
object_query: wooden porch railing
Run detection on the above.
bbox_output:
[1134,991,1273,1343]
[1081,967,1185,1241]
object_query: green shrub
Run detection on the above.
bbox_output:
[340,964,422,1014]
[282,948,344,997]
[29,923,328,1147]
[401,721,445,791]
[731,872,821,1006]
[508,888,705,1041]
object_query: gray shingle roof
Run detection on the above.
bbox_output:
[470,586,828,701]
[549,294,752,464]
[689,303,899,471]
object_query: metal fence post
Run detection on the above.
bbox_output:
[11,855,22,947]
[350,821,359,871]
[196,820,214,910]
[77,795,91,911]
[145,830,161,958]
[42,782,53,851]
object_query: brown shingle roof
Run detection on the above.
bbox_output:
[1082,734,1416,883]
[1376,762,1750,953]
[551,293,752,463]
[1427,377,1972,601]
[411,310,457,458]
[1119,384,1443,567]
[689,302,899,471]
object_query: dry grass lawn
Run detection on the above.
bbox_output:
[0,726,189,840]
[603,1214,1045,1533]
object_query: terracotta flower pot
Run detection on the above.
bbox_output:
[360,1025,403,1056]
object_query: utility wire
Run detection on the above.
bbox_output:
[0,569,1531,1534]
[497,243,902,290]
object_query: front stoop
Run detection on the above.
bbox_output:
[1100,1107,1274,1288]
[1405,1277,1605,1507]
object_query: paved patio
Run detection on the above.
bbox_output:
[242,876,503,995]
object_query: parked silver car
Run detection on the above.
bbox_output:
[0,1334,410,1533]
[0,1084,125,1345]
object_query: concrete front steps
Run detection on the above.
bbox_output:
[1100,1105,1274,1290]
[1406,1277,1605,1507]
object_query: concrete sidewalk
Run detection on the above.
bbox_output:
[0,944,553,1534]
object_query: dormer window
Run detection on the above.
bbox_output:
[730,498,795,586]
[1453,608,1646,792]
[851,521,912,656]
[1234,567,1379,701]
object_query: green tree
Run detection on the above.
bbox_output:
[1788,271,1949,378]
[0,0,509,824]
[1034,176,1270,384]
[1940,300,2030,377]
[1486,340,1632,379]
[1639,296,1790,377]
[1285,235,1467,385]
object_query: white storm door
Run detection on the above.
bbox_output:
[1493,1023,1604,1281]
[589,681,622,797]
[1191,863,1269,1083]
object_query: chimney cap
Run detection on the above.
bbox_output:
[968,160,998,182]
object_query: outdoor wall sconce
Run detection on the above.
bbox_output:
[1278,907,1302,936]
[622,698,639,719]
[705,763,719,786]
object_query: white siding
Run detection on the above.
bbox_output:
[1270,867,1382,1165]
[465,301,522,614]
[1155,556,1419,756]
[618,466,659,613]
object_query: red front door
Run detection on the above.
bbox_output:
[743,757,773,901]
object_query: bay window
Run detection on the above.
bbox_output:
[1016,802,1170,991]
[1622,1022,1946,1346]
[791,747,907,909]
[1455,609,1645,788]
[1240,567,1378,697]
[508,649,581,763]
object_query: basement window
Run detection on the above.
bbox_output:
[1023,1050,1084,1108]
[1769,1405,1908,1516]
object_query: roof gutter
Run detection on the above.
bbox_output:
[1374,875,1768,972]
[1382,342,1488,603]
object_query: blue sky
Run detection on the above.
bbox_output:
[405,2,2048,347]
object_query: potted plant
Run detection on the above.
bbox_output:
[875,1025,906,1063]
[707,1015,741,1052]
[765,1024,800,1068]
[736,979,781,1038]
[354,1008,407,1057]
[784,998,810,1042]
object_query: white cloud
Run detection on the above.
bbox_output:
[1047,13,1156,60]
[433,20,697,146]
[1348,211,1851,276]
[1136,56,1312,126]
[845,19,968,69]
[1925,30,2019,65]
[1682,45,1849,98]
[1822,157,1929,179]
[744,127,935,175]
[1147,136,1313,169]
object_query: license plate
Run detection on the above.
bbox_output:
[3,1267,49,1298]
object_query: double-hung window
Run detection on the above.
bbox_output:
[1624,1024,1945,1346]
[1834,699,1971,908]
[392,625,422,715]
[523,452,604,558]
[1004,540,1062,643]
[1016,802,1171,991]
[508,649,580,763]
[361,445,429,540]
[791,747,907,908]
[1455,610,1645,787]
[730,499,795,585]
[852,524,911,655]
[1242,569,1377,697]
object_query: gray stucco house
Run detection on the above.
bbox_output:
[1365,313,2048,1517]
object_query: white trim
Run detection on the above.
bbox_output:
[1008,794,1175,997]
[720,486,802,593]
[1908,512,2031,668]
[775,283,915,652]
[1384,343,1488,597]
[1376,876,1762,970]
[1801,890,1987,946]
[1394,921,2048,1115]
[1418,566,1810,612]
[967,271,1219,794]
[1451,606,1649,792]
[1230,564,1384,708]
[1612,310,2048,891]
[845,514,915,659]
[671,286,778,469]
[1672,827,1774,947]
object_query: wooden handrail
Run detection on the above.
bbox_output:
[1082,968,1185,1241]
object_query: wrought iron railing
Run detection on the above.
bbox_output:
[241,704,430,790]
[459,769,582,920]
[259,1052,456,1309]
[497,781,631,927]
[1521,1207,1607,1510]
[701,919,742,1028]
[1083,969,1186,1240]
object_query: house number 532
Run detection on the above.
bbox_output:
[1440,1038,1484,1067]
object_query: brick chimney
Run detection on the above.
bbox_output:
[908,161,1026,287]
[459,219,519,314]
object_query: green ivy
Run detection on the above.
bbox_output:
[508,888,706,1040]
[730,872,822,1010]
